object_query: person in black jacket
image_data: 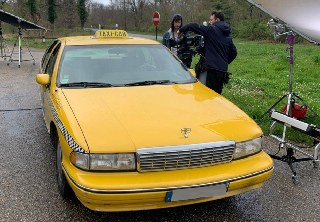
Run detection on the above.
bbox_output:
[178,10,237,94]
[162,14,192,68]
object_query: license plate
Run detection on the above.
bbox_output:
[165,183,229,202]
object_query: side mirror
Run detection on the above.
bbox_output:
[36,74,50,85]
[188,69,196,78]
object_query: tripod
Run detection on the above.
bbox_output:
[7,21,36,68]
[263,31,318,120]
[263,31,319,184]
[0,21,11,59]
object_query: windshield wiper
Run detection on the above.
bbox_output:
[180,63,188,70]
[125,80,177,86]
[59,82,115,88]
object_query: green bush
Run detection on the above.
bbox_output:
[232,20,273,41]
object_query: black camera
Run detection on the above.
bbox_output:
[176,32,203,68]
[177,33,202,49]
[168,33,202,51]
[167,32,203,68]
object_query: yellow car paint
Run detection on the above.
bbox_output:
[36,30,273,212]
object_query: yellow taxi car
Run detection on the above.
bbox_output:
[36,30,273,212]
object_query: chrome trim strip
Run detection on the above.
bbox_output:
[136,141,235,154]
[63,164,273,194]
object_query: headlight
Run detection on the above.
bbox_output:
[70,152,136,171]
[233,137,263,160]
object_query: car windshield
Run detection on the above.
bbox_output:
[57,44,196,87]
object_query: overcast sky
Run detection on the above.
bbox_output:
[92,0,111,5]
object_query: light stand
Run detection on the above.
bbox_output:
[7,19,35,68]
[268,110,320,184]
[0,20,11,59]
[263,29,319,184]
[263,31,318,120]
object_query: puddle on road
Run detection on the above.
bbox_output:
[1,110,43,139]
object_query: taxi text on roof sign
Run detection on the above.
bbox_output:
[95,30,129,38]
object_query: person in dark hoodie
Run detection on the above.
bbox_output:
[178,10,237,94]
[162,14,191,67]
[162,14,183,55]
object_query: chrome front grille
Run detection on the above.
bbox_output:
[136,141,235,172]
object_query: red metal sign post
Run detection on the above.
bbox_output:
[152,12,160,40]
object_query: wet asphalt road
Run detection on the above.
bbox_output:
[1,47,320,222]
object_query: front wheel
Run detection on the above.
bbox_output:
[56,135,73,198]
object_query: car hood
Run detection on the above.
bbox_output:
[61,83,262,153]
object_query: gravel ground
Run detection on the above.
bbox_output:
[0,46,319,222]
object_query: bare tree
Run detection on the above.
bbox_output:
[56,0,78,29]
[2,0,273,40]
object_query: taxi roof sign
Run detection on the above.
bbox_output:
[94,30,129,38]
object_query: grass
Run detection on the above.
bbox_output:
[5,32,319,144]
[218,40,320,144]
[3,27,95,49]
[4,37,56,50]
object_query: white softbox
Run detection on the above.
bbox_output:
[247,0,320,44]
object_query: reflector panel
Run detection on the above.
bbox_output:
[0,9,46,30]
[247,0,320,44]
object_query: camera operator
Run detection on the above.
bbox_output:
[195,19,215,78]
[178,10,237,94]
[162,14,192,68]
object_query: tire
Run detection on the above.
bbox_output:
[55,134,74,198]
[50,124,58,148]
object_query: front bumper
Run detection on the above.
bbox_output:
[63,151,273,212]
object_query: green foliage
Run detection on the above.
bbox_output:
[47,0,57,25]
[210,0,234,20]
[0,0,7,10]
[312,55,320,64]
[77,0,88,29]
[232,20,273,41]
[53,27,94,37]
[26,0,39,21]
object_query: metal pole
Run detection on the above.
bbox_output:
[18,27,21,68]
[281,32,295,145]
[287,32,295,94]
[0,21,2,57]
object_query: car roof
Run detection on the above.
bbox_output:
[58,30,160,46]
